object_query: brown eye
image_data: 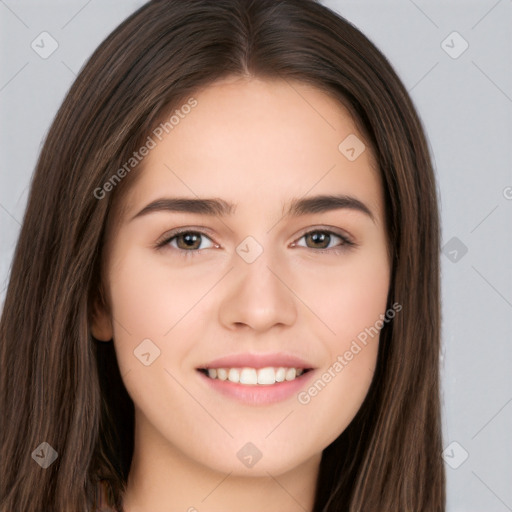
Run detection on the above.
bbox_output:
[294,229,354,253]
[304,231,332,249]
[158,230,216,254]
[174,232,203,250]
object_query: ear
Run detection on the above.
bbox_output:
[90,286,113,342]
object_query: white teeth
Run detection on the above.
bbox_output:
[285,368,296,381]
[228,368,240,383]
[203,366,307,385]
[275,367,286,382]
[240,368,258,385]
[257,367,275,385]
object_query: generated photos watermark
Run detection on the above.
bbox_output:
[94,97,198,200]
[297,301,402,405]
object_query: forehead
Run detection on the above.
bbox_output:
[115,76,383,225]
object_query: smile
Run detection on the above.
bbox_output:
[198,366,312,385]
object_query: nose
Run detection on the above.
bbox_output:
[217,247,298,332]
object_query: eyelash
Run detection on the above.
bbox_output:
[155,227,356,258]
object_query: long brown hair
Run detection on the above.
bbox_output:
[0,0,445,510]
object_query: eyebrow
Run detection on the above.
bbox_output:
[130,194,375,223]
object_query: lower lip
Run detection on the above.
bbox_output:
[197,369,316,405]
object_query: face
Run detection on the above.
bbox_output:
[92,76,390,478]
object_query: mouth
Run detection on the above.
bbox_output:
[195,352,317,404]
[196,366,314,386]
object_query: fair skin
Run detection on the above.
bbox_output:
[92,75,390,512]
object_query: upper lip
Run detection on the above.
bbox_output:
[199,352,315,370]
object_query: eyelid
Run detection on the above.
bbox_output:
[154,226,218,250]
[155,225,356,253]
[155,226,216,246]
[293,225,355,245]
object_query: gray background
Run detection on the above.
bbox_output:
[1,1,511,510]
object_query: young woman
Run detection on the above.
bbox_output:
[0,0,445,510]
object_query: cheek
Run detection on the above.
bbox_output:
[291,246,389,435]
[106,247,198,377]
[294,304,386,450]
[105,248,209,426]
[108,247,206,337]
[296,245,390,346]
